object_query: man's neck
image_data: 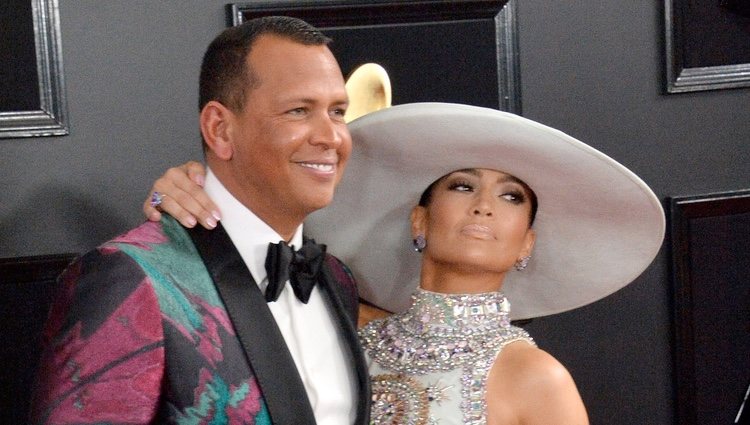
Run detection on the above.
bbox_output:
[209,165,303,241]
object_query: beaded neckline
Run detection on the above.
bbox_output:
[360,288,527,373]
[361,288,534,424]
[402,288,512,337]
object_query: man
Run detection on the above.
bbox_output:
[30,17,370,424]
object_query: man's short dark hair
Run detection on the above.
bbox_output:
[199,16,332,113]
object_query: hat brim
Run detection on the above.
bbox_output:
[307,103,665,320]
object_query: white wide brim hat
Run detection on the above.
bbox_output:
[307,102,665,320]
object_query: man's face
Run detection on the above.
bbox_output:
[223,34,351,230]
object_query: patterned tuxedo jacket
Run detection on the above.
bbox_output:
[30,216,370,424]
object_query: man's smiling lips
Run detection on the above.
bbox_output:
[460,223,496,240]
[295,160,339,179]
[298,162,335,173]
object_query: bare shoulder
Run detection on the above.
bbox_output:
[496,341,572,387]
[358,302,391,328]
[487,341,589,425]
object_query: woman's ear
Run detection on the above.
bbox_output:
[200,101,235,161]
[520,228,536,258]
[410,206,427,238]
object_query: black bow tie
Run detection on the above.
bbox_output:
[264,239,326,304]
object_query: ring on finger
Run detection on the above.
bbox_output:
[150,191,166,208]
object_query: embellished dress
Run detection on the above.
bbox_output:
[359,288,535,424]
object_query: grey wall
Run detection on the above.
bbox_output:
[1,1,748,424]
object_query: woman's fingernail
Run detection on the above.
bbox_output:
[186,216,197,227]
[196,175,205,187]
[212,210,222,221]
[206,217,217,229]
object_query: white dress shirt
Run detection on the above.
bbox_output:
[205,169,356,424]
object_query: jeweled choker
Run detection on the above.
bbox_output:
[360,288,527,374]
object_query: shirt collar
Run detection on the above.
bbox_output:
[204,167,303,285]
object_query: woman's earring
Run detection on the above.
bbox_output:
[514,255,531,271]
[413,235,427,253]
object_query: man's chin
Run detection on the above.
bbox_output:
[302,193,335,215]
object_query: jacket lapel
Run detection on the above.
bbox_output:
[186,224,316,425]
[318,262,372,425]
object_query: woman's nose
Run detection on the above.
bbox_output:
[472,194,494,217]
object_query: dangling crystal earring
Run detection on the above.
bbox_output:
[514,255,531,271]
[412,235,427,253]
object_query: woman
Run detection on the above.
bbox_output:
[144,103,665,424]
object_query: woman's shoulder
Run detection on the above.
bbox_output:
[358,302,392,328]
[494,342,574,391]
[488,342,589,424]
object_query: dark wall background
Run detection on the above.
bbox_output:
[1,1,748,424]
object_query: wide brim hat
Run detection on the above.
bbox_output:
[307,102,665,320]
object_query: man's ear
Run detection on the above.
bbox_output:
[410,206,427,238]
[200,101,234,160]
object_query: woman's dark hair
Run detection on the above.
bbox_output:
[418,169,539,227]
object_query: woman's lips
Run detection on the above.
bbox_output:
[460,223,495,240]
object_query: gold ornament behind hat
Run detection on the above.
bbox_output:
[344,63,392,123]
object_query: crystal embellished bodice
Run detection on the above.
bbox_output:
[359,288,535,425]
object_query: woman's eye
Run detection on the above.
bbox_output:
[448,181,473,192]
[501,191,525,203]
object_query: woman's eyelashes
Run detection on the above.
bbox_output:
[501,190,526,204]
[447,180,526,204]
[448,180,474,192]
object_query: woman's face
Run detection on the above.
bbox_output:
[411,168,536,275]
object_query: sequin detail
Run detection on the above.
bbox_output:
[360,289,535,424]
[370,374,429,424]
